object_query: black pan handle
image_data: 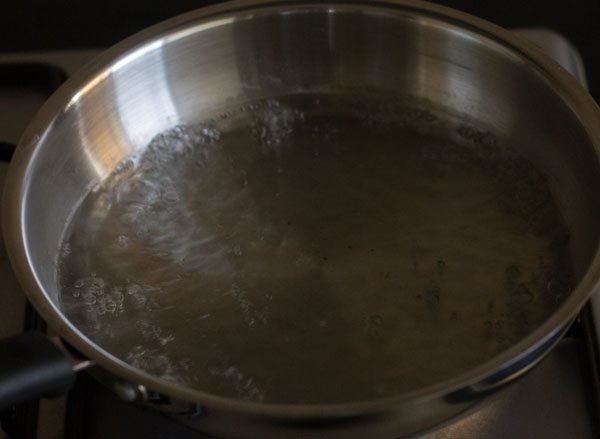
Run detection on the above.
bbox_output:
[0,142,16,162]
[0,332,75,410]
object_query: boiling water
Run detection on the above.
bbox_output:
[57,94,572,404]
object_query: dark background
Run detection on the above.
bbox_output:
[1,0,599,99]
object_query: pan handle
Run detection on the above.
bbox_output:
[0,331,76,410]
[0,142,78,410]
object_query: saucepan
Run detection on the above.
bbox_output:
[2,1,600,437]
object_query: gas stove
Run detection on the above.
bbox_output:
[0,29,598,439]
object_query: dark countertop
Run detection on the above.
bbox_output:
[1,0,599,100]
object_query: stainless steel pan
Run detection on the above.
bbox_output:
[2,1,600,437]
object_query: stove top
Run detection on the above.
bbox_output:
[0,29,598,439]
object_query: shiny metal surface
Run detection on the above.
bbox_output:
[3,1,600,437]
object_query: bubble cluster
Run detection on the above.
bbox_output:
[70,274,125,316]
[250,99,304,150]
[57,93,572,404]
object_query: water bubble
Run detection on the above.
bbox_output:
[198,126,221,141]
[161,187,179,203]
[61,243,71,256]
[105,301,117,313]
[251,99,304,150]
